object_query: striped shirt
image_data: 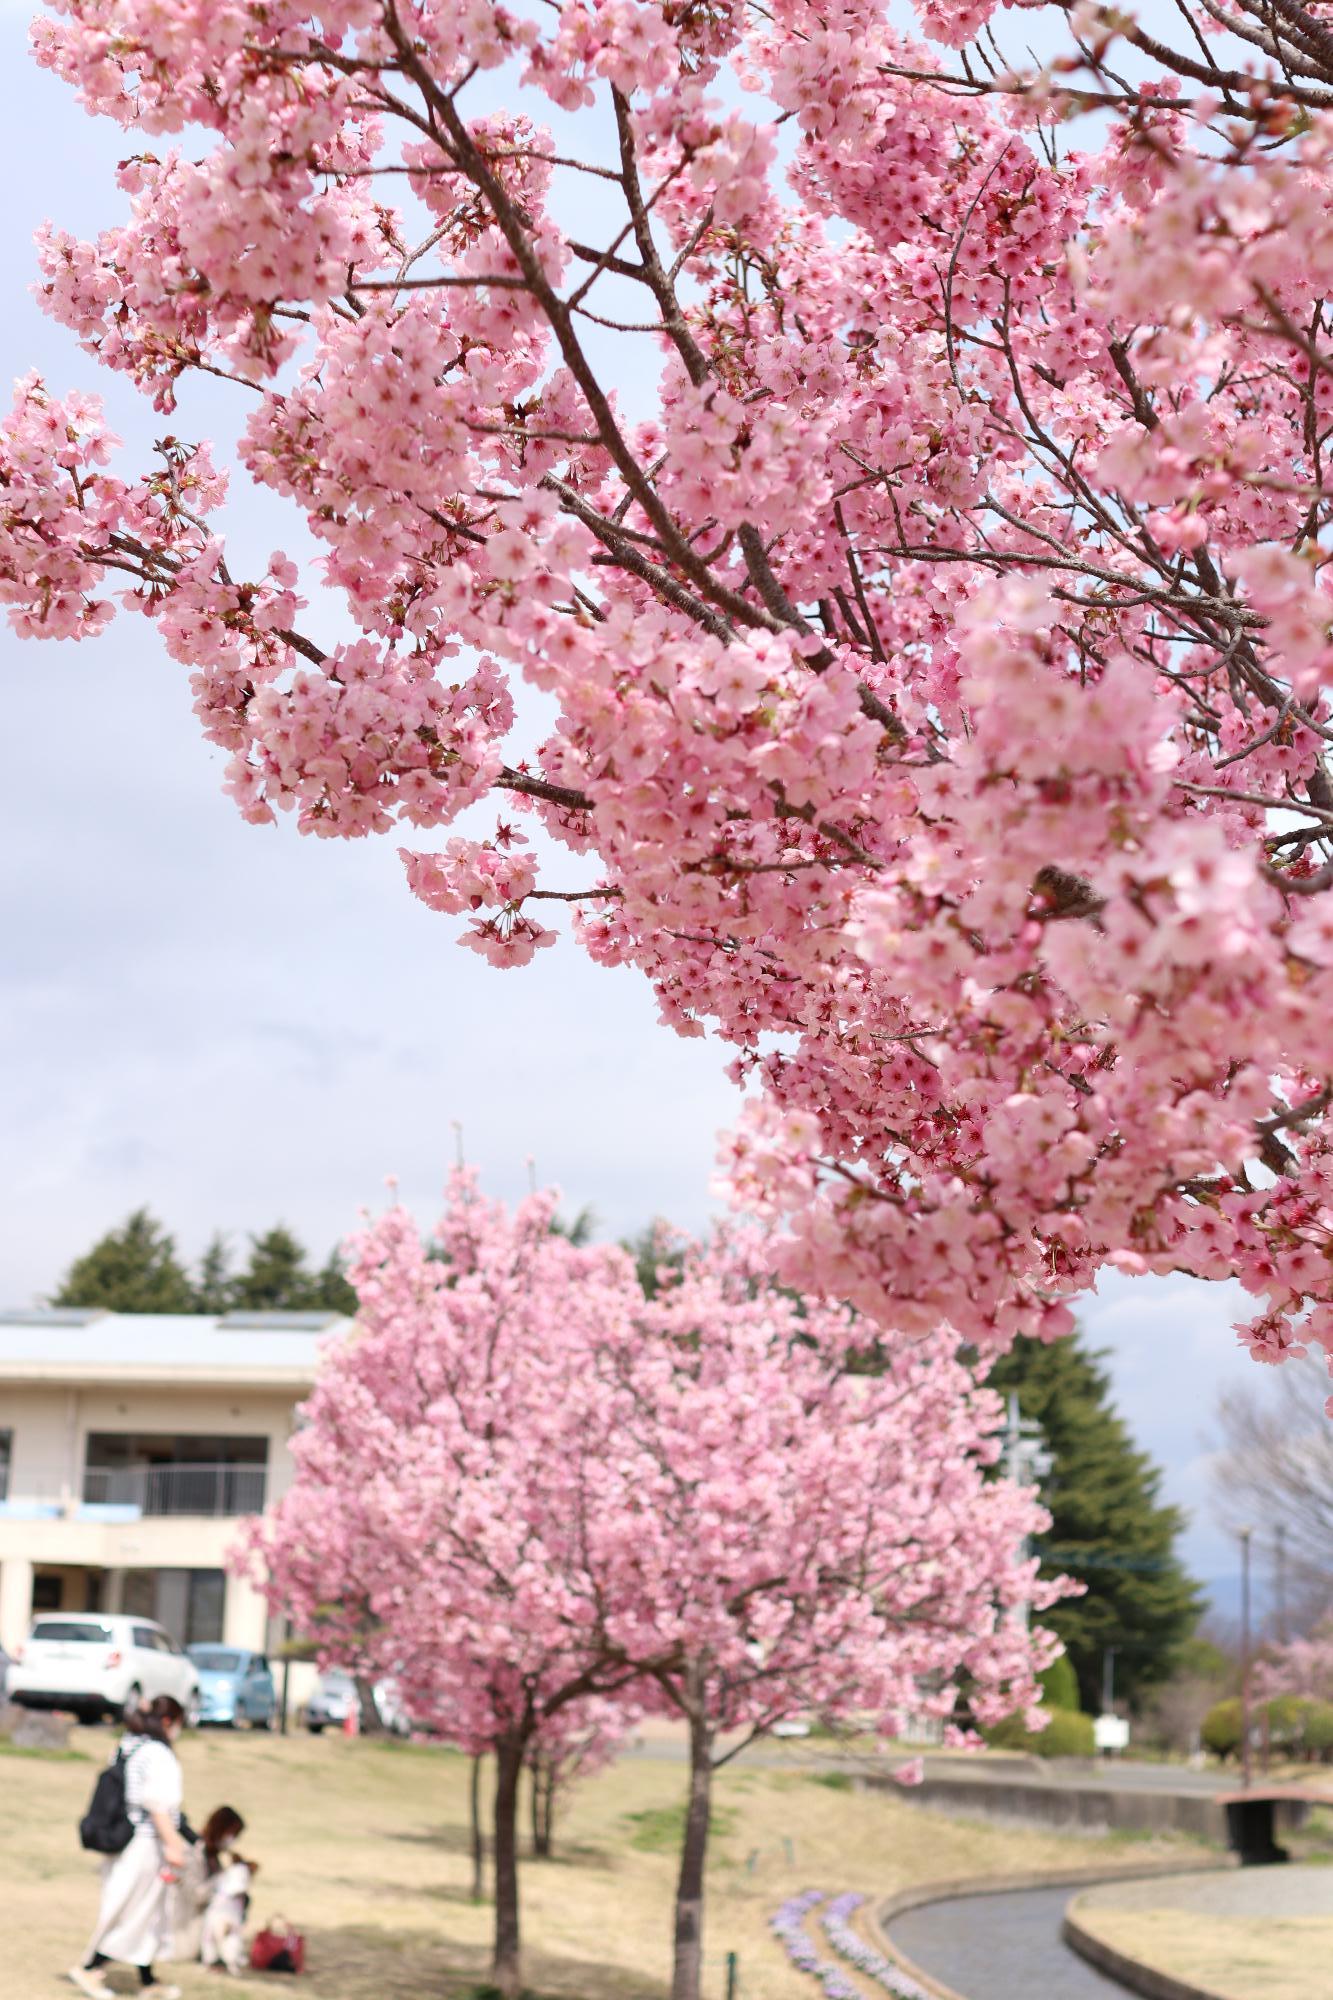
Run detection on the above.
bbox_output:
[122,1738,183,1828]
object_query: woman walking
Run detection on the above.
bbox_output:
[68,1695,188,2000]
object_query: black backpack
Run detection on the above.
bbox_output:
[79,1741,142,1855]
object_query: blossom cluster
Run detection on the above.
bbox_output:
[16,2,1333,1384]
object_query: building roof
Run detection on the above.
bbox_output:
[0,1309,350,1389]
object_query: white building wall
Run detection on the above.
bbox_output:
[0,1381,309,1657]
[0,1384,302,1510]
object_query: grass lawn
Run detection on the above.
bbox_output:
[2,1727,1204,2000]
[1070,1857,1333,2000]
[1073,1902,1333,2000]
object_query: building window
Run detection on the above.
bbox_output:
[0,1427,10,1502]
[82,1434,269,1516]
[122,1567,227,1647]
[187,1571,226,1647]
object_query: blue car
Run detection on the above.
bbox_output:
[187,1644,278,1729]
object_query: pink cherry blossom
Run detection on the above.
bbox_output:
[13,3,1333,1392]
[250,1176,1057,2000]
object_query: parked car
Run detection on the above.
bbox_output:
[0,1643,11,1703]
[303,1668,354,1734]
[304,1668,410,1736]
[5,1614,201,1724]
[187,1645,277,1729]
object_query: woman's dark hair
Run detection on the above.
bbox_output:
[202,1805,245,1869]
[124,1693,186,1744]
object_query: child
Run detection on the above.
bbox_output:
[199,1856,259,1974]
[171,1805,247,1963]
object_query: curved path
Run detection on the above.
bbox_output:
[886,1884,1133,1999]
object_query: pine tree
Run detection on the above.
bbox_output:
[988,1332,1203,1711]
[311,1247,358,1315]
[51,1208,197,1314]
[231,1226,322,1311]
[194,1234,235,1313]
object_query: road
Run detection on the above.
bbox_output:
[622,1733,1233,1798]
[886,1884,1131,1999]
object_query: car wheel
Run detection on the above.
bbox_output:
[252,1709,272,1731]
[307,1721,324,1734]
[122,1684,143,1722]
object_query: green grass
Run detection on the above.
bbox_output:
[810,1771,853,1791]
[0,1738,89,1761]
[623,1803,737,1854]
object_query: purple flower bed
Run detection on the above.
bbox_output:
[769,1888,936,2000]
[819,1892,935,2000]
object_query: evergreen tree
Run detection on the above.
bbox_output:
[49,1215,356,1315]
[231,1225,323,1311]
[551,1205,596,1247]
[229,1226,357,1313]
[311,1247,358,1315]
[621,1222,686,1300]
[51,1208,197,1314]
[988,1332,1203,1711]
[194,1233,235,1313]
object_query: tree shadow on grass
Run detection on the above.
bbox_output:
[254,1919,666,2000]
[387,1824,614,1869]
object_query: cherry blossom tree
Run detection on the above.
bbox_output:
[250,1180,648,1999]
[12,4,1333,1378]
[585,1227,1058,2000]
[252,1178,1055,2000]
[523,1695,629,1859]
[1255,1621,1333,1704]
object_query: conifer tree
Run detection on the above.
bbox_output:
[51,1208,196,1315]
[988,1333,1202,1711]
[194,1234,234,1314]
[232,1226,354,1312]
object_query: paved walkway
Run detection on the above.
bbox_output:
[887,1885,1132,1999]
[1078,1862,1333,1922]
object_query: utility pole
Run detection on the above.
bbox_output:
[1001,1394,1053,1633]
[1275,1524,1288,1646]
[1239,1526,1253,1791]
[1101,1647,1118,1715]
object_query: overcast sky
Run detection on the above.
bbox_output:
[0,6,1298,1607]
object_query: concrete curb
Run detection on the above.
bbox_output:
[860,1854,1234,2000]
[1062,1905,1232,2000]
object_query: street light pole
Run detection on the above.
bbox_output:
[1275,1523,1288,1646]
[1101,1647,1118,1716]
[1001,1393,1053,1633]
[1239,1526,1253,1791]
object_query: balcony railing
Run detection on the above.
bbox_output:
[81,1462,268,1518]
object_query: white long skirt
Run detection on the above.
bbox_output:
[88,1828,175,1967]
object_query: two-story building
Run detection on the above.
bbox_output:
[0,1307,346,1672]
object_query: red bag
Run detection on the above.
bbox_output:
[250,1917,306,1974]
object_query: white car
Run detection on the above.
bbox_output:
[6,1614,201,1725]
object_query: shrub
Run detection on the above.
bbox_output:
[982,1712,1034,1751]
[1039,1655,1081,1714]
[1202,1697,1242,1758]
[1036,1707,1096,1758]
[982,1704,1094,1758]
[1300,1701,1333,1760]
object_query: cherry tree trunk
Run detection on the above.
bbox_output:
[529,1753,553,1858]
[354,1676,385,1736]
[671,1709,715,2000]
[470,1753,486,1903]
[492,1735,525,1998]
[539,1764,556,1859]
